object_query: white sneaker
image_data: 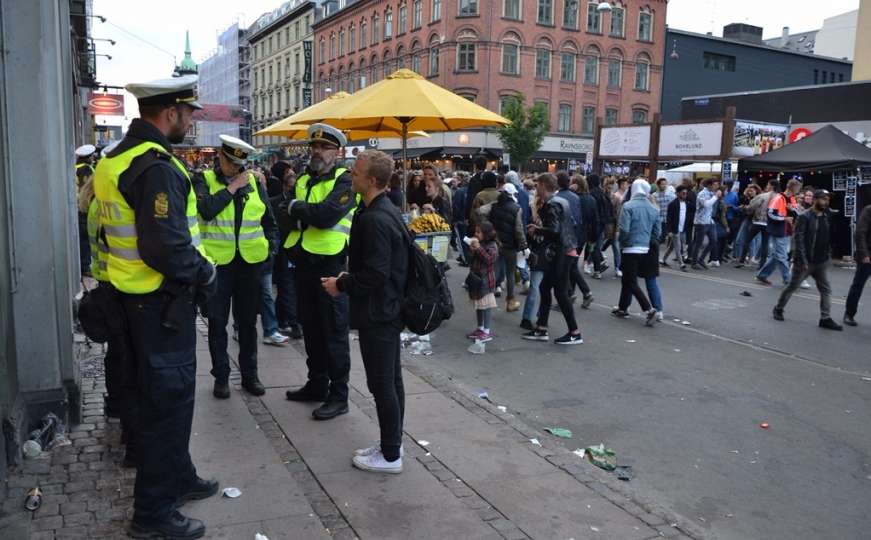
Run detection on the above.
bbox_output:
[354,443,405,458]
[656,311,664,321]
[584,264,593,275]
[616,270,623,278]
[263,332,289,346]
[800,280,811,289]
[352,449,403,474]
[710,261,721,268]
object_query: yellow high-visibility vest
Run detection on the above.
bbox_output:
[93,141,206,294]
[199,170,269,265]
[283,167,358,255]
[86,197,109,281]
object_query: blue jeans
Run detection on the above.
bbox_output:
[733,220,749,261]
[757,236,791,284]
[610,237,621,270]
[522,270,545,322]
[645,277,663,312]
[260,272,279,336]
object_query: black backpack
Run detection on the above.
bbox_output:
[387,212,454,335]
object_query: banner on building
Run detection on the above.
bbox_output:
[599,126,651,158]
[88,92,125,116]
[192,104,246,124]
[733,121,787,157]
[658,122,724,160]
[302,88,312,108]
[303,41,312,83]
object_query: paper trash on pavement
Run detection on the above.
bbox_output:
[418,440,430,446]
[530,438,542,446]
[544,427,573,439]
[573,448,586,459]
[255,534,270,540]
[222,487,242,498]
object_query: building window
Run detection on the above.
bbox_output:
[383,52,392,77]
[330,34,336,59]
[605,108,618,126]
[610,6,624,37]
[319,40,325,63]
[339,30,345,56]
[285,88,291,113]
[813,69,819,84]
[349,26,356,53]
[584,54,598,84]
[504,0,521,20]
[372,15,380,44]
[560,52,575,82]
[305,15,311,34]
[634,58,649,90]
[538,0,553,25]
[458,93,476,102]
[412,48,422,73]
[558,103,572,132]
[638,11,653,41]
[295,53,300,76]
[499,95,518,115]
[582,106,595,134]
[397,46,406,69]
[348,65,356,91]
[502,43,519,74]
[429,39,440,75]
[632,109,647,124]
[703,52,735,72]
[413,0,422,28]
[587,2,601,33]
[398,2,407,35]
[269,65,273,84]
[269,37,273,54]
[458,43,476,71]
[459,0,478,16]
[276,62,281,81]
[564,0,578,28]
[535,48,551,78]
[385,9,393,38]
[839,73,845,82]
[295,21,300,41]
[432,0,441,20]
[607,57,621,87]
[360,21,367,48]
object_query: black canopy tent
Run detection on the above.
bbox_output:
[738,125,871,258]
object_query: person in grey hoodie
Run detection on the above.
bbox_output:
[613,179,660,326]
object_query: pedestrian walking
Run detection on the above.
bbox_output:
[480,182,527,312]
[772,190,842,330]
[844,204,871,327]
[689,178,721,269]
[95,75,219,539]
[520,191,546,331]
[321,150,409,474]
[654,178,675,244]
[283,124,358,420]
[522,174,583,345]
[465,222,500,343]
[737,181,775,268]
[585,174,612,276]
[555,173,593,307]
[194,135,278,399]
[661,185,690,270]
[756,180,793,286]
[613,179,660,326]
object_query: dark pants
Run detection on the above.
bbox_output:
[776,261,832,319]
[296,256,351,403]
[121,293,197,523]
[496,248,518,298]
[536,255,578,332]
[358,322,405,461]
[585,233,606,271]
[690,224,717,263]
[454,222,471,263]
[78,211,90,275]
[273,250,298,328]
[568,255,591,297]
[618,253,652,312]
[742,224,769,265]
[845,262,871,318]
[207,257,261,382]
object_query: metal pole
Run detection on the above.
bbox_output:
[401,120,409,212]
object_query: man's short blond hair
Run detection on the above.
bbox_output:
[356,150,394,189]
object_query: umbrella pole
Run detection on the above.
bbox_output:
[401,120,409,212]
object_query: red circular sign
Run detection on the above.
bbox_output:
[789,128,812,143]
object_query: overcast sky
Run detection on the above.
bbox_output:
[92,0,860,126]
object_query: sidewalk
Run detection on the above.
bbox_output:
[1,323,704,540]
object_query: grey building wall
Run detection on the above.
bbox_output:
[662,29,853,121]
[198,24,243,146]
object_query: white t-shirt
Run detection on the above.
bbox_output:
[678,201,687,233]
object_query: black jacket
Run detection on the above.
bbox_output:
[666,198,694,234]
[590,187,614,226]
[337,193,409,329]
[530,195,576,269]
[578,193,598,245]
[488,192,524,251]
[854,205,871,262]
[793,209,831,266]
[113,118,214,287]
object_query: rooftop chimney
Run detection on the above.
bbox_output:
[781,26,790,47]
[723,23,764,44]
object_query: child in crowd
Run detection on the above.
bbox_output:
[466,222,500,343]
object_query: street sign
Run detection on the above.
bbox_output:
[845,196,856,218]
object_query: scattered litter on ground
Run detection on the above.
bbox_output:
[674,348,681,352]
[590,526,600,532]
[544,427,573,439]
[530,438,542,447]
[698,517,706,523]
[497,405,507,412]
[725,513,734,518]
[425,452,431,457]
[254,534,269,540]
[730,450,740,454]
[861,377,871,382]
[222,487,242,498]
[740,291,753,297]
[476,390,490,400]
[759,422,770,429]
[673,318,682,323]
[573,448,586,459]
[24,487,42,511]
[585,444,617,471]
[23,413,70,458]
[615,465,634,481]
[418,440,430,447]
[625,339,637,343]
[467,340,486,354]
[845,410,852,414]
[681,321,692,326]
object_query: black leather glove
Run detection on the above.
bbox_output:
[195,263,217,316]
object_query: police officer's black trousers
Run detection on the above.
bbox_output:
[273,250,298,329]
[121,293,198,523]
[207,257,261,382]
[103,334,124,416]
[358,322,405,461]
[296,257,350,403]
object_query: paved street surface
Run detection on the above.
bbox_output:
[420,258,871,540]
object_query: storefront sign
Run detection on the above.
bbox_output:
[88,92,125,116]
[789,127,813,143]
[733,120,787,157]
[599,126,651,158]
[302,41,312,83]
[302,88,312,107]
[658,122,724,159]
[192,104,246,123]
[539,136,593,155]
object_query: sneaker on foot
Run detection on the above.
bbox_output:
[466,329,485,340]
[581,294,594,309]
[710,261,721,268]
[592,272,602,280]
[584,264,593,275]
[354,443,405,458]
[555,333,583,345]
[477,331,493,343]
[522,329,549,341]
[352,450,403,474]
[615,269,623,278]
[772,308,784,321]
[495,287,503,298]
[844,314,858,327]
[755,275,773,286]
[819,318,843,331]
[611,308,630,319]
[656,311,664,321]
[520,319,535,331]
[660,260,670,268]
[800,280,811,289]
[263,331,289,346]
[645,309,658,327]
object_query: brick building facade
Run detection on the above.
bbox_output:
[312,0,667,150]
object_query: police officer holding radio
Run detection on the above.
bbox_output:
[283,123,357,420]
[93,75,219,539]
[192,135,278,399]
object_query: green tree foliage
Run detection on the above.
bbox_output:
[497,94,550,171]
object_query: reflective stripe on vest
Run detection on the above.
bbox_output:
[283,167,359,255]
[86,198,109,281]
[199,170,269,265]
[93,141,207,294]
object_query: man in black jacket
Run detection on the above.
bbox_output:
[661,186,692,270]
[556,173,594,308]
[322,150,409,474]
[845,204,871,327]
[773,190,841,330]
[586,174,611,274]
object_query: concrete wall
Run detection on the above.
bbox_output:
[854,0,871,81]
[814,10,857,61]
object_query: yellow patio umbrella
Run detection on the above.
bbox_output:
[255,122,431,142]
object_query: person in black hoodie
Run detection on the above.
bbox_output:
[585,174,611,274]
[480,182,527,312]
[322,150,409,474]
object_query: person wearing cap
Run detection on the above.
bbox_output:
[94,74,219,539]
[478,179,528,312]
[773,189,842,330]
[283,123,358,420]
[75,144,97,188]
[192,135,279,400]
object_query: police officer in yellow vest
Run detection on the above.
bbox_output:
[283,123,357,420]
[94,75,220,539]
[192,135,278,399]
